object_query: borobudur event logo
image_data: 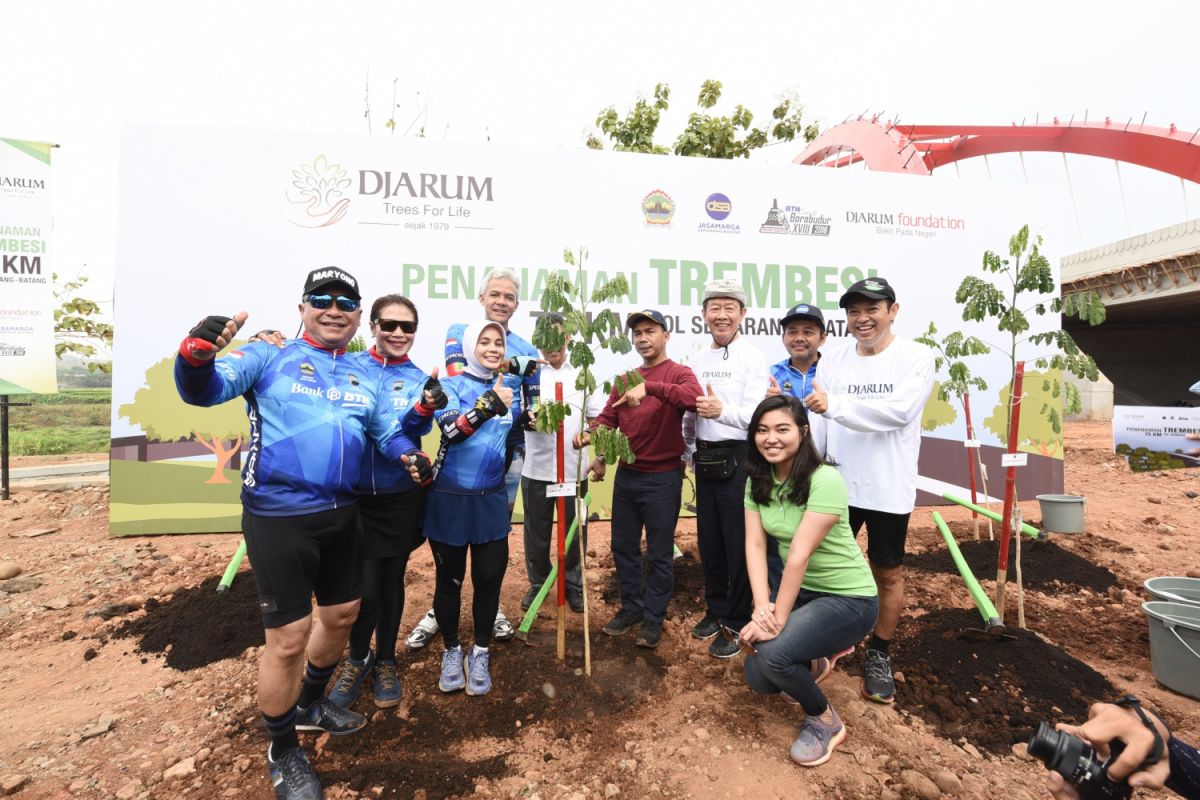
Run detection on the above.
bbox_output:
[284,155,352,228]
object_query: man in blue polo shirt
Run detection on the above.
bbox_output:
[768,303,827,400]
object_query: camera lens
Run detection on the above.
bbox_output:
[1028,722,1087,778]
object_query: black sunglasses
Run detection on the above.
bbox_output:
[374,318,417,334]
[306,294,360,312]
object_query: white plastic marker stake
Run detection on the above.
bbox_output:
[1014,506,1026,629]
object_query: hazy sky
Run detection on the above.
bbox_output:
[5,0,1198,313]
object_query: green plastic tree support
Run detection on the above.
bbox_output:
[518,493,591,634]
[216,539,247,593]
[942,492,1040,538]
[933,512,1003,633]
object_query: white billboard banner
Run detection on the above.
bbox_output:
[111,124,1064,535]
[0,138,56,395]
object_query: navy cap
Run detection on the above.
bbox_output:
[839,276,895,308]
[627,309,668,329]
[779,303,826,328]
[303,266,361,301]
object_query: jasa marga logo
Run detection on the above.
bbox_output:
[284,155,352,228]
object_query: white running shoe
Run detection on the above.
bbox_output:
[405,609,439,650]
[492,608,515,641]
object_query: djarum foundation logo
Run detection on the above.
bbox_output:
[284,155,352,228]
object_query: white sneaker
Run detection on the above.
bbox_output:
[405,609,439,650]
[492,608,515,641]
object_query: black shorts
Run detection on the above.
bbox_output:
[849,506,912,568]
[242,505,363,628]
[359,489,425,560]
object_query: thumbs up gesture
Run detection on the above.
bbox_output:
[491,372,514,410]
[766,375,782,398]
[803,381,829,415]
[421,366,448,410]
[180,311,249,365]
[695,382,724,419]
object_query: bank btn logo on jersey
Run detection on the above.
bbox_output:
[642,189,674,226]
[284,154,352,228]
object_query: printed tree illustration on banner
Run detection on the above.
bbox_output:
[983,370,1067,458]
[530,247,637,476]
[920,381,958,433]
[117,352,249,484]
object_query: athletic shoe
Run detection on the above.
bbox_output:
[708,629,741,659]
[267,746,324,800]
[520,585,540,612]
[789,707,846,767]
[294,698,367,736]
[327,650,375,708]
[372,660,402,709]
[860,648,896,704]
[568,591,584,613]
[438,645,466,693]
[493,609,516,641]
[635,621,662,649]
[603,608,644,636]
[465,645,492,696]
[690,612,721,640]
[405,609,439,650]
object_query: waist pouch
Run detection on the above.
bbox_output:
[694,441,746,481]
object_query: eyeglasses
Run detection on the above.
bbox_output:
[305,294,360,312]
[374,318,417,334]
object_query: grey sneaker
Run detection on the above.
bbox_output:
[327,650,374,708]
[492,608,516,641]
[438,646,466,693]
[603,608,644,636]
[860,648,895,704]
[405,609,439,650]
[690,612,721,640]
[294,698,366,736]
[465,645,492,696]
[267,746,324,800]
[789,707,846,767]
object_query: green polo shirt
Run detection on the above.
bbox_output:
[744,464,876,597]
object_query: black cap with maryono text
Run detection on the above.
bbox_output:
[779,303,826,328]
[303,267,361,301]
[626,309,669,329]
[839,276,896,308]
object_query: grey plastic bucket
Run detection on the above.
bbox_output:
[1144,577,1200,606]
[1141,601,1200,699]
[1035,494,1086,533]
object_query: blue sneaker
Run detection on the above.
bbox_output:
[294,698,366,736]
[267,746,324,800]
[372,660,402,708]
[465,645,492,696]
[789,706,846,767]
[328,650,374,708]
[438,645,466,693]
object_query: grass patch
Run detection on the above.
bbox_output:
[7,389,112,455]
[10,426,111,456]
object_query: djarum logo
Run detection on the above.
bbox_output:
[284,155,352,228]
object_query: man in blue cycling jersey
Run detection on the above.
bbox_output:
[174,267,432,800]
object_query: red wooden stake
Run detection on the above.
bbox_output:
[554,382,567,660]
[996,362,1025,623]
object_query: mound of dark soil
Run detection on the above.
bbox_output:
[906,536,1119,593]
[112,575,265,670]
[853,607,1118,754]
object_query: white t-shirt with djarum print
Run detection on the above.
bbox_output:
[814,336,936,515]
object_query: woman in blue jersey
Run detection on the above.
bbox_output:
[740,395,878,767]
[425,320,515,696]
[327,294,440,710]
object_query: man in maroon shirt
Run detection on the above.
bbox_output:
[578,310,701,648]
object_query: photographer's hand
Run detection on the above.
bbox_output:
[1045,702,1172,796]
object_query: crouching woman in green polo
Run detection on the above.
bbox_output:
[740,394,878,767]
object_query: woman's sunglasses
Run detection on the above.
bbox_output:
[374,318,417,334]
[306,294,360,312]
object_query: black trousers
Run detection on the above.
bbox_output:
[429,537,509,649]
[611,466,683,625]
[520,476,585,594]
[696,460,751,630]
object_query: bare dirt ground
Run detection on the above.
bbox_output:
[1,420,1198,799]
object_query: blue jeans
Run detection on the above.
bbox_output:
[744,591,878,716]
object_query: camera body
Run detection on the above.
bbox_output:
[1027,722,1132,800]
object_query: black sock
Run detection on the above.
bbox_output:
[869,634,891,654]
[264,708,299,759]
[296,660,337,709]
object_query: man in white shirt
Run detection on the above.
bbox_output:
[804,277,935,703]
[518,313,600,613]
[685,279,771,658]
